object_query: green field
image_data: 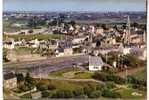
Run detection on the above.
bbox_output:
[49,68,94,79]
[73,71,94,79]
[49,68,80,77]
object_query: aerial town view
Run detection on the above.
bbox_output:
[3,0,147,99]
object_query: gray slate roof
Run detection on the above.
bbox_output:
[4,72,16,80]
[89,56,104,66]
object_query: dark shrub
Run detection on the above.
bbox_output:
[83,85,96,96]
[48,84,56,90]
[92,72,125,84]
[73,88,84,97]
[52,89,74,98]
[105,82,116,89]
[89,91,101,98]
[42,90,51,98]
[36,83,48,91]
[102,89,121,98]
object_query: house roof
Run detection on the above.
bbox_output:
[89,56,104,66]
[4,72,16,80]
[55,48,64,53]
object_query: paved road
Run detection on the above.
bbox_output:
[4,55,89,75]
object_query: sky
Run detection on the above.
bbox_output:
[3,0,146,12]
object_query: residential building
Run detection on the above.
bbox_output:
[64,48,73,56]
[3,72,17,89]
[55,48,64,57]
[89,56,104,71]
[3,39,15,49]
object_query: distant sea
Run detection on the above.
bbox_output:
[4,0,146,12]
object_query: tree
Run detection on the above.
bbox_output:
[132,22,139,28]
[49,19,57,26]
[101,24,107,30]
[25,72,35,88]
[16,73,24,83]
[25,72,32,83]
[96,40,101,47]
[113,25,118,30]
[121,54,142,68]
[28,17,38,28]
[122,24,127,29]
[69,20,76,26]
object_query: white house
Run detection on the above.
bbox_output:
[30,39,40,48]
[3,39,15,49]
[118,44,131,55]
[72,36,87,44]
[89,56,104,71]
[55,48,64,57]
[64,48,73,56]
[3,72,17,89]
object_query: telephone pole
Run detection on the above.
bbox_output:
[127,15,131,45]
[125,65,128,85]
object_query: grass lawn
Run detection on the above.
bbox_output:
[115,88,146,99]
[49,67,80,77]
[49,67,94,79]
[73,71,94,79]
[4,34,64,41]
[132,68,146,81]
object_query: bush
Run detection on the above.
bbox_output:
[52,89,74,98]
[89,91,101,98]
[92,72,125,84]
[19,85,30,92]
[42,90,51,98]
[102,89,121,98]
[48,84,56,90]
[83,85,96,96]
[92,72,107,81]
[105,82,116,89]
[127,75,146,87]
[95,84,105,90]
[73,88,84,97]
[36,82,48,91]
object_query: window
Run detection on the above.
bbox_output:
[93,66,98,69]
